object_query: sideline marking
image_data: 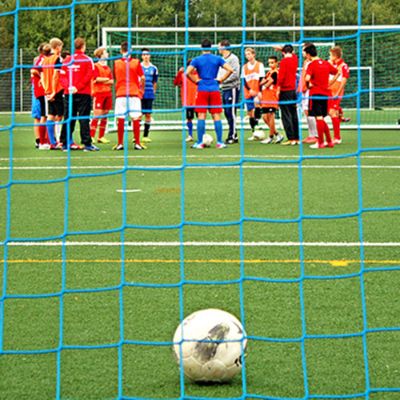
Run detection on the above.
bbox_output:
[2,241,400,247]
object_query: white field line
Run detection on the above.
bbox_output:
[1,165,400,171]
[2,241,400,247]
[116,189,142,193]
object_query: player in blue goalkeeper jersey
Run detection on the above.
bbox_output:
[141,48,159,142]
[186,38,234,149]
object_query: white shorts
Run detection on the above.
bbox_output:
[301,90,310,111]
[115,96,142,119]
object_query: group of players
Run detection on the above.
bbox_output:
[30,36,348,151]
[31,37,158,151]
[179,39,349,149]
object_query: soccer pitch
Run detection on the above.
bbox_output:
[0,114,399,399]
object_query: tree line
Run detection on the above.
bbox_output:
[0,0,400,51]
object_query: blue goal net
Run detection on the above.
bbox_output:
[1,0,400,399]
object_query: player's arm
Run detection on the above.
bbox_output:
[153,68,158,93]
[173,69,184,86]
[216,62,234,83]
[186,65,200,84]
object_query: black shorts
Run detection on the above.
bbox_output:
[141,98,153,113]
[186,107,196,120]
[262,107,277,114]
[37,96,47,117]
[309,96,328,117]
[48,90,64,117]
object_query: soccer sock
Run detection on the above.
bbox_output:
[55,122,61,141]
[331,117,341,140]
[90,118,98,138]
[117,118,125,145]
[197,119,206,144]
[249,117,257,132]
[187,121,193,137]
[144,122,150,137]
[307,116,318,137]
[214,120,223,143]
[316,119,325,146]
[324,120,333,143]
[99,118,107,138]
[133,119,141,144]
[39,125,47,145]
[46,120,57,145]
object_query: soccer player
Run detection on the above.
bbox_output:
[299,43,318,144]
[173,60,198,142]
[60,37,99,151]
[328,46,350,144]
[218,39,240,144]
[141,48,158,143]
[258,56,284,144]
[30,42,48,149]
[186,38,234,149]
[41,38,65,149]
[304,43,338,149]
[276,44,300,145]
[241,47,264,140]
[113,41,146,151]
[90,47,113,144]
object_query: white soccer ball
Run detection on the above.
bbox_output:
[253,129,266,141]
[202,133,214,147]
[172,308,247,382]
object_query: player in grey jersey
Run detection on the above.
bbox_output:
[218,40,240,144]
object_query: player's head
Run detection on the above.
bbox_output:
[74,37,86,52]
[201,38,212,50]
[42,43,52,57]
[49,38,63,53]
[282,44,294,54]
[245,47,256,62]
[330,46,342,61]
[37,42,48,54]
[141,48,151,62]
[303,43,317,58]
[61,50,70,61]
[218,39,231,54]
[120,41,130,54]
[268,55,278,69]
[94,47,108,60]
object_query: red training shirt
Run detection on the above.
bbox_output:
[306,59,338,96]
[277,53,298,91]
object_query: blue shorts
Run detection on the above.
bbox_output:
[141,98,154,113]
[31,96,41,119]
[245,97,255,112]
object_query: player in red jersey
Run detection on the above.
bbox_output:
[304,43,338,149]
[173,59,198,142]
[60,37,98,151]
[328,46,350,144]
[113,41,146,150]
[90,47,113,144]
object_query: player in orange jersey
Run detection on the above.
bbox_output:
[30,42,49,149]
[113,41,146,150]
[173,60,198,142]
[241,47,264,139]
[90,47,113,144]
[40,38,64,149]
[328,46,349,144]
[258,56,284,144]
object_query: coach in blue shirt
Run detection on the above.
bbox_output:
[186,38,234,149]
